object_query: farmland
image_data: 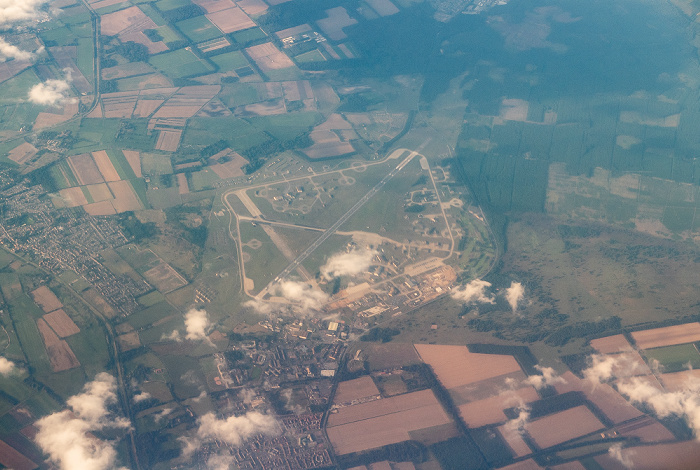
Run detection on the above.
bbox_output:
[5,0,700,468]
[326,388,453,455]
[643,344,700,373]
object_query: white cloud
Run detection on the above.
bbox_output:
[0,37,33,61]
[207,454,236,470]
[161,329,181,342]
[451,279,494,304]
[243,298,280,316]
[608,443,634,469]
[504,281,525,312]
[153,407,172,423]
[239,389,255,404]
[525,365,566,390]
[184,308,211,342]
[583,353,700,437]
[34,373,130,470]
[274,280,329,314]
[0,356,16,375]
[192,390,208,403]
[180,412,278,459]
[582,353,646,384]
[0,0,49,25]
[320,249,377,280]
[164,308,213,343]
[132,391,151,404]
[28,78,71,106]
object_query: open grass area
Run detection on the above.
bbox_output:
[149,48,214,79]
[643,344,700,373]
[141,153,173,175]
[232,27,267,45]
[127,301,178,330]
[176,16,221,43]
[76,38,94,84]
[295,49,327,64]
[66,326,111,377]
[0,69,41,106]
[239,221,288,294]
[211,51,249,71]
[248,112,322,141]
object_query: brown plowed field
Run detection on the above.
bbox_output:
[43,309,80,338]
[525,406,603,449]
[414,344,522,389]
[631,323,700,349]
[92,151,120,182]
[326,389,451,455]
[31,286,63,313]
[36,318,80,372]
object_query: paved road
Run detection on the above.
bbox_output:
[267,151,418,289]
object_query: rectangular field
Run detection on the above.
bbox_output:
[660,369,700,392]
[590,334,632,354]
[206,7,255,34]
[67,153,104,185]
[326,389,452,455]
[333,376,380,404]
[91,150,121,182]
[643,343,700,373]
[457,387,539,428]
[30,286,63,313]
[631,323,700,349]
[414,344,523,389]
[36,318,80,372]
[43,309,80,338]
[155,129,182,151]
[525,406,604,449]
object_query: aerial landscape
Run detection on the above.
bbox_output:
[3,0,700,469]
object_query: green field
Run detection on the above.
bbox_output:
[149,48,215,79]
[644,344,700,373]
[155,25,182,44]
[295,49,327,64]
[126,301,178,330]
[175,16,221,43]
[66,326,111,377]
[0,69,41,106]
[211,51,249,71]
[232,27,267,45]
[238,222,288,294]
[155,0,190,11]
[142,153,174,175]
[248,112,322,141]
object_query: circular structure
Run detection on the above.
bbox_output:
[351,162,367,172]
[241,252,252,262]
[246,239,262,250]
[339,175,356,186]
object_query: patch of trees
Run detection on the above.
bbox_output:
[100,80,117,93]
[557,224,604,239]
[161,5,205,23]
[430,437,488,470]
[224,349,245,363]
[360,327,400,343]
[201,139,229,158]
[117,212,158,242]
[404,204,425,213]
[242,134,312,174]
[545,316,622,346]
[28,166,58,193]
[115,41,149,62]
[143,29,164,43]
